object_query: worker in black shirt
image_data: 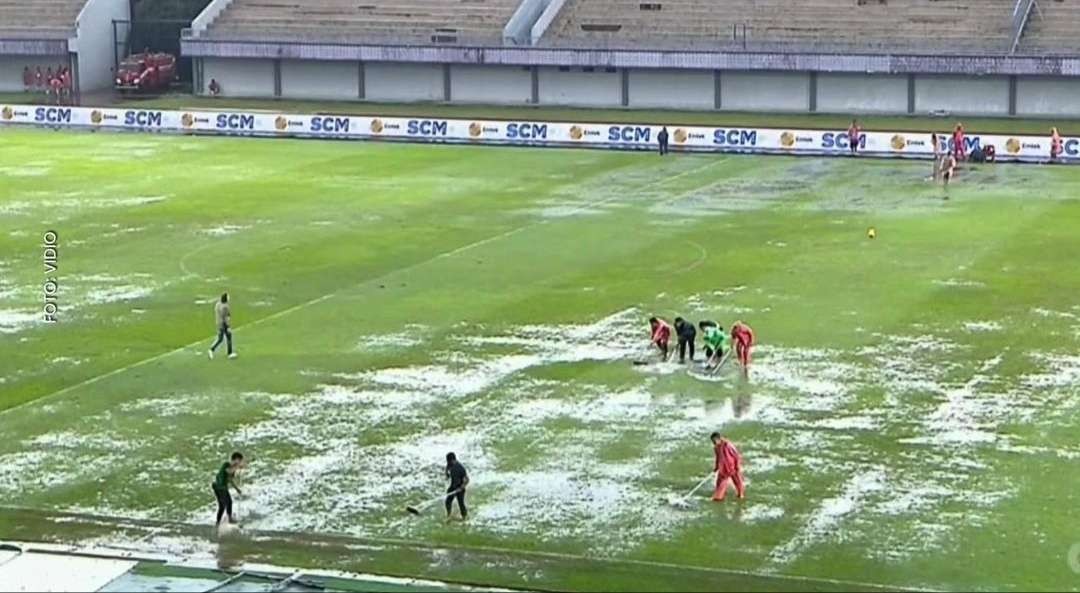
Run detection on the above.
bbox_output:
[673,316,696,363]
[445,452,469,521]
[658,126,670,156]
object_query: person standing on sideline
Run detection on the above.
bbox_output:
[212,452,245,526]
[1050,127,1063,162]
[952,123,966,162]
[658,126,670,156]
[209,292,237,359]
[711,433,745,502]
[445,452,469,522]
[847,119,861,155]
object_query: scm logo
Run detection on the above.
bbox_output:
[310,116,350,133]
[407,119,448,136]
[215,113,255,130]
[821,132,866,150]
[712,129,757,146]
[948,137,981,152]
[608,125,651,143]
[124,110,163,127]
[506,123,548,140]
[34,107,71,123]
[1065,138,1080,157]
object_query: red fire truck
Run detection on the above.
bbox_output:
[115,52,176,93]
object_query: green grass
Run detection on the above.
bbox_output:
[3,90,1078,134]
[1,126,1079,591]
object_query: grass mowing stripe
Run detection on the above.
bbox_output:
[0,156,723,418]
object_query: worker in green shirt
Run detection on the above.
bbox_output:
[700,321,730,371]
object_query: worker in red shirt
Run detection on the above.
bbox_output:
[49,75,62,104]
[648,317,673,361]
[952,123,966,161]
[1050,127,1063,162]
[730,320,755,376]
[847,119,861,156]
[60,68,72,103]
[711,433,745,502]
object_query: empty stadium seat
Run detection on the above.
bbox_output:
[202,0,520,45]
[1017,0,1080,54]
[542,0,1016,54]
[0,0,85,38]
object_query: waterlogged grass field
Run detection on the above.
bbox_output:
[1,126,1080,591]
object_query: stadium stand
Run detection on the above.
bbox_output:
[541,0,1017,53]
[1017,0,1080,54]
[0,0,85,38]
[203,0,521,45]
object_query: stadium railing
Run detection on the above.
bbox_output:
[1009,0,1037,54]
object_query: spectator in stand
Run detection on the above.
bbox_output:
[1050,127,1063,162]
[22,66,32,92]
[952,123,966,162]
[208,78,221,97]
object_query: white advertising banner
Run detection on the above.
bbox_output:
[2,104,1077,163]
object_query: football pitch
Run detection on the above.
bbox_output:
[1,126,1079,592]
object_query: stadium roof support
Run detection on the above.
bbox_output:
[503,0,554,45]
[180,41,1080,77]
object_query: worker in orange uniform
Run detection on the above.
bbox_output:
[711,432,745,502]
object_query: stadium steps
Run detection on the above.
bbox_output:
[1017,0,1080,54]
[0,0,84,38]
[203,0,520,44]
[542,0,1015,53]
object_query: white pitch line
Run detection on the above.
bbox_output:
[645,157,727,189]
[0,506,937,592]
[2,158,722,418]
[178,242,213,280]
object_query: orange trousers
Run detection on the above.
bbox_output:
[713,472,745,501]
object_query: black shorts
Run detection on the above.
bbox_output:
[944,169,953,181]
